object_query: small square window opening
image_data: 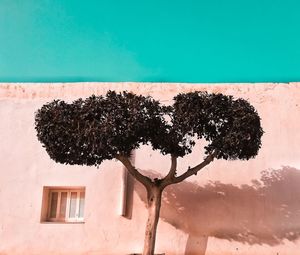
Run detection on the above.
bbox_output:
[41,187,85,223]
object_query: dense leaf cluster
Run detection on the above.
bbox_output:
[173,92,263,160]
[35,90,263,166]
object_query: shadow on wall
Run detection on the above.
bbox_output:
[134,166,300,255]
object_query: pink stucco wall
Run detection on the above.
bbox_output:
[0,82,300,255]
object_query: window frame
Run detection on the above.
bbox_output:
[46,188,85,223]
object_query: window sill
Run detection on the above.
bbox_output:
[40,221,85,224]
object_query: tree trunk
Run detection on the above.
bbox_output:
[142,186,163,255]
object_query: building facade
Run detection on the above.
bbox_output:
[0,82,300,255]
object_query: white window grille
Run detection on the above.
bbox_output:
[46,188,85,222]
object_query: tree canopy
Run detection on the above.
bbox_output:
[35,90,263,166]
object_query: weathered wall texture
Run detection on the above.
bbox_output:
[0,82,300,255]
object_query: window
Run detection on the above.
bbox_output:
[41,187,85,223]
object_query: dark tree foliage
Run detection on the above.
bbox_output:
[35,91,263,166]
[173,92,264,160]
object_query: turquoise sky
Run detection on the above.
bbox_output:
[0,0,300,83]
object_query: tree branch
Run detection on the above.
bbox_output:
[116,155,152,188]
[172,152,217,184]
[161,155,177,187]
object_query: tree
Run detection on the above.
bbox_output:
[35,90,263,255]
